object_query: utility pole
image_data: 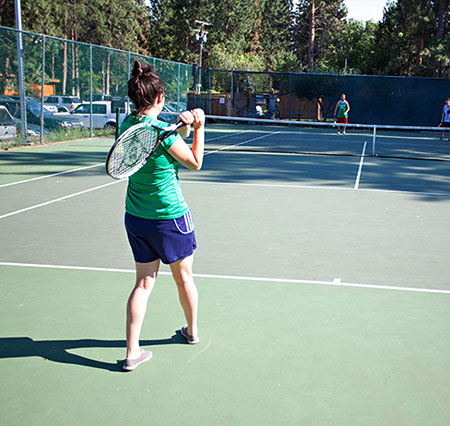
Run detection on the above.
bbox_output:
[194,20,212,93]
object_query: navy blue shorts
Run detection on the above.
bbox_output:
[125,211,197,264]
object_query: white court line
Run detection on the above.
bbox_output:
[205,131,281,156]
[354,141,367,189]
[0,163,104,188]
[206,130,253,142]
[0,180,124,220]
[0,262,449,295]
[1,171,448,222]
[181,179,450,198]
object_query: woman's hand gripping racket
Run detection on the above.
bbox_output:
[105,121,185,179]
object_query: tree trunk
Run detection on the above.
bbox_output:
[308,0,316,71]
[415,0,427,72]
[435,0,447,77]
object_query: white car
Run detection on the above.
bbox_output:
[44,95,81,113]
[0,105,17,139]
[68,101,131,129]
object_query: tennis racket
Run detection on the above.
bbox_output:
[105,121,185,179]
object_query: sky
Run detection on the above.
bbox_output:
[344,0,389,23]
[143,0,390,24]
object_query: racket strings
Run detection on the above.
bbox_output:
[110,127,159,177]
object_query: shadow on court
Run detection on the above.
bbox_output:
[0,150,108,177]
[194,151,450,198]
[0,333,186,372]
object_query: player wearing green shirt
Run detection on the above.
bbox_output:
[120,114,189,220]
[121,60,205,371]
[334,93,350,134]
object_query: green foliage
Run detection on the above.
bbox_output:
[2,0,449,77]
[370,0,449,77]
[292,0,348,71]
[319,20,378,74]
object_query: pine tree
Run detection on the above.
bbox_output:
[259,0,296,71]
[0,0,16,27]
[292,0,347,72]
[372,0,449,77]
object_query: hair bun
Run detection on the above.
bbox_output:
[131,60,143,78]
[142,64,154,77]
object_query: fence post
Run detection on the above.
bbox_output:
[208,68,211,115]
[193,65,197,108]
[15,2,27,144]
[177,62,180,110]
[115,108,120,139]
[40,34,45,144]
[289,72,292,122]
[230,70,234,116]
[127,51,131,113]
[89,44,93,137]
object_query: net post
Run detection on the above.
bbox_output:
[372,125,376,156]
[40,34,46,144]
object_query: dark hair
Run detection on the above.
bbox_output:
[128,60,164,116]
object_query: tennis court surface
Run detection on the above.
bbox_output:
[1,123,449,426]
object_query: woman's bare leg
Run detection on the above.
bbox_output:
[126,260,160,359]
[170,255,198,337]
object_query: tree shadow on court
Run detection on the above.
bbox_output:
[0,333,186,372]
[0,149,110,178]
[191,150,450,202]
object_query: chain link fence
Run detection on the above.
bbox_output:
[190,69,450,127]
[2,24,450,148]
[0,25,194,146]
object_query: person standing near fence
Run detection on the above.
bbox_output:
[440,98,450,141]
[334,94,350,134]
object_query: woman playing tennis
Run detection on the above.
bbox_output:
[122,60,205,371]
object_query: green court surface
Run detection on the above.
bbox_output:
[1,129,449,426]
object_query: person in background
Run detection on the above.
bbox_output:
[334,93,350,134]
[440,98,450,141]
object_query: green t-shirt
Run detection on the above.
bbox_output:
[120,114,189,220]
[336,101,348,118]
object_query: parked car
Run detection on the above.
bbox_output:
[0,105,17,139]
[82,94,112,102]
[166,101,187,113]
[13,117,50,137]
[3,95,58,113]
[44,95,81,112]
[0,98,84,130]
[68,100,131,128]
[158,104,178,123]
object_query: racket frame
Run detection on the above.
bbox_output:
[105,121,184,179]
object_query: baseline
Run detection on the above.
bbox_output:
[1,262,449,295]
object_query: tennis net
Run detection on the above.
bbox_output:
[200,115,449,161]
